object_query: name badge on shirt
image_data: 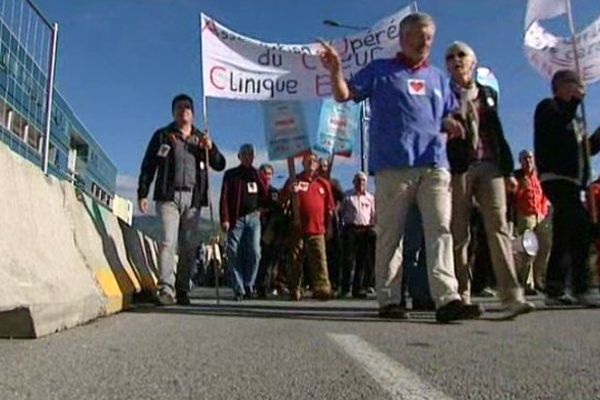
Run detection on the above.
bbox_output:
[407,79,426,96]
[294,181,309,193]
[318,187,325,195]
[199,161,205,170]
[247,182,258,194]
[157,144,171,157]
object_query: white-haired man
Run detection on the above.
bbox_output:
[319,13,481,322]
[339,172,376,298]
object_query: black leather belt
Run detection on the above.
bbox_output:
[345,225,373,231]
[174,186,192,192]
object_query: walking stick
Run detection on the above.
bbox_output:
[203,96,221,304]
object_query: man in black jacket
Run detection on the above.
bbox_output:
[534,70,600,307]
[138,94,226,306]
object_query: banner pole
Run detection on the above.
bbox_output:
[328,154,335,179]
[359,103,366,172]
[287,157,302,229]
[565,0,597,223]
[199,14,221,304]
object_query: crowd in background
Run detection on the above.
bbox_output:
[139,12,600,322]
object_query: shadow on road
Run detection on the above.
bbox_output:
[128,301,443,325]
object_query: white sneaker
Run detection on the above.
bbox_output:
[574,293,600,308]
[504,300,535,319]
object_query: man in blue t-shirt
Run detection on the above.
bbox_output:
[319,12,482,323]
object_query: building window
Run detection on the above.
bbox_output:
[22,124,29,143]
[27,126,42,153]
[10,112,26,140]
[0,99,7,128]
[5,109,13,131]
[49,143,58,166]
[0,48,8,70]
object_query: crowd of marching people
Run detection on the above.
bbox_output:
[138,12,600,323]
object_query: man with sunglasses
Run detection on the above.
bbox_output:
[445,41,534,318]
[319,13,482,322]
[138,94,226,306]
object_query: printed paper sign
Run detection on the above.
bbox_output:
[263,101,311,160]
[314,98,361,157]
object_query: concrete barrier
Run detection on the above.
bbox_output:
[0,145,105,337]
[119,219,159,300]
[0,143,158,338]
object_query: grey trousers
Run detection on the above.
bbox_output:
[156,191,202,297]
[375,167,461,309]
[451,162,524,305]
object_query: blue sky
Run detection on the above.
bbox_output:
[33,0,600,209]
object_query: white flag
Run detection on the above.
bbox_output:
[524,15,600,84]
[524,0,567,29]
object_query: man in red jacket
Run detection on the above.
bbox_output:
[512,150,551,293]
[219,144,267,301]
[281,152,335,301]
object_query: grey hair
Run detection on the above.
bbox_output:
[353,171,368,182]
[399,12,435,36]
[519,150,533,161]
[259,163,273,173]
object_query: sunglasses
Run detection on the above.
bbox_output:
[445,51,467,61]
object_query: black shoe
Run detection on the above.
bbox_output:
[378,304,410,319]
[352,290,368,299]
[176,292,191,306]
[524,287,539,296]
[233,293,244,302]
[412,299,436,311]
[156,292,176,306]
[245,291,258,300]
[544,294,575,306]
[337,290,350,299]
[436,300,483,323]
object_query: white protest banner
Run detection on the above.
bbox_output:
[314,98,361,157]
[200,5,411,101]
[524,16,600,84]
[263,101,311,161]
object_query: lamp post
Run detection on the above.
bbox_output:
[322,20,368,31]
[322,19,369,173]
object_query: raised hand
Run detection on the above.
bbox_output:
[317,39,342,74]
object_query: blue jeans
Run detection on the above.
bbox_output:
[227,212,261,295]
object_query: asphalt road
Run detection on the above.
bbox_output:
[1,289,599,400]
